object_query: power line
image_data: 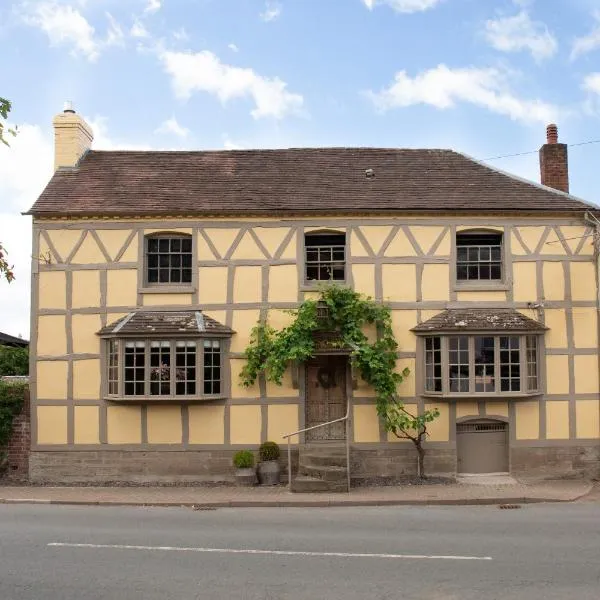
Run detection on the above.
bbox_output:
[482,138,600,162]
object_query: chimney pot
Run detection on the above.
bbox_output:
[539,123,568,193]
[63,101,75,114]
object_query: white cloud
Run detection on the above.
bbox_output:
[20,2,124,61]
[223,137,246,150]
[260,1,282,22]
[144,0,161,14]
[361,0,443,13]
[228,43,239,53]
[583,72,600,95]
[154,116,190,138]
[130,19,149,39]
[571,12,600,60]
[172,27,189,41]
[21,1,99,60]
[484,11,557,62]
[0,124,53,338]
[160,50,304,119]
[366,64,558,124]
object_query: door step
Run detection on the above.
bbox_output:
[291,444,349,493]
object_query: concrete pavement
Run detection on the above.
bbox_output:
[0,478,592,507]
[2,502,600,599]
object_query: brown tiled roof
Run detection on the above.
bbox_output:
[0,331,29,347]
[412,309,547,333]
[28,148,595,216]
[98,311,233,336]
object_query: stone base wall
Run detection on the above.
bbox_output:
[511,445,600,480]
[28,443,600,484]
[29,450,296,484]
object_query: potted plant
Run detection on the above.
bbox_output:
[233,450,256,486]
[257,441,281,485]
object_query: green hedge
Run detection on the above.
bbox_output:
[0,381,26,448]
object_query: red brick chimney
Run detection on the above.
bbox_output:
[539,123,569,193]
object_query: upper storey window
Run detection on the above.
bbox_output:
[146,234,192,285]
[305,232,346,282]
[456,232,503,282]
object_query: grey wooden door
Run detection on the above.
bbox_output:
[305,356,347,441]
[457,421,509,473]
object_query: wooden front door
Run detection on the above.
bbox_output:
[305,356,347,441]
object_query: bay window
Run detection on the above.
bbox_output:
[423,334,540,396]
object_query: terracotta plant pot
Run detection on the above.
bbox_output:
[235,467,257,487]
[257,460,281,485]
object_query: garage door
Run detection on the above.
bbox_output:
[456,421,509,474]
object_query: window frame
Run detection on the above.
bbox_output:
[142,232,196,293]
[454,229,510,291]
[103,336,227,402]
[421,333,543,398]
[303,230,348,287]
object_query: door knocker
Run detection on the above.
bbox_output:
[317,367,336,389]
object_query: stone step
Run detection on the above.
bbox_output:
[290,476,348,493]
[301,444,347,456]
[300,464,348,482]
[300,453,348,468]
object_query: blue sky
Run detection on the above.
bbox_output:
[1,0,600,337]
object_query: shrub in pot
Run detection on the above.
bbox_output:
[257,441,281,485]
[233,450,257,486]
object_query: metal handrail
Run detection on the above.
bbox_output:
[282,406,351,492]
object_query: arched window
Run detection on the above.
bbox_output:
[145,233,192,285]
[456,230,503,282]
[304,230,346,282]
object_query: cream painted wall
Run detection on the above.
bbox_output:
[229,310,261,353]
[233,266,262,303]
[546,402,569,439]
[73,359,101,400]
[352,264,376,298]
[71,314,102,354]
[515,401,540,440]
[542,262,564,300]
[267,404,299,444]
[230,405,262,444]
[544,310,568,349]
[189,405,225,444]
[198,267,228,304]
[390,310,417,352]
[38,271,66,309]
[571,263,596,301]
[230,359,259,398]
[37,315,66,356]
[37,406,68,444]
[421,265,450,301]
[106,270,137,306]
[358,226,394,255]
[572,308,598,348]
[546,355,570,395]
[147,406,182,444]
[456,402,479,419]
[574,355,600,394]
[456,291,507,302]
[396,358,415,398]
[382,265,416,301]
[424,403,449,442]
[512,262,537,302]
[74,406,100,444]
[71,233,105,264]
[107,406,142,444]
[576,400,600,439]
[353,404,380,442]
[72,270,101,308]
[485,401,508,418]
[37,361,68,400]
[269,265,298,302]
[143,294,193,306]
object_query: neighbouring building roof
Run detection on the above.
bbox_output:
[98,311,233,337]
[412,309,547,333]
[28,148,595,217]
[0,331,29,347]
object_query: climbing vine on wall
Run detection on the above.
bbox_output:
[240,285,439,476]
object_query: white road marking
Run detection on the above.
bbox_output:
[48,542,492,561]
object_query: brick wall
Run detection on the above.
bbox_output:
[5,388,30,481]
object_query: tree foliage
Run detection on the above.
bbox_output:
[1,97,17,283]
[240,285,439,477]
[0,346,29,377]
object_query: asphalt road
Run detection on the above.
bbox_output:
[1,502,600,600]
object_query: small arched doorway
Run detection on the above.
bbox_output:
[456,419,509,474]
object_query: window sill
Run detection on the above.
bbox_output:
[300,282,348,291]
[454,282,510,292]
[421,392,542,401]
[139,286,196,294]
[105,395,226,403]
